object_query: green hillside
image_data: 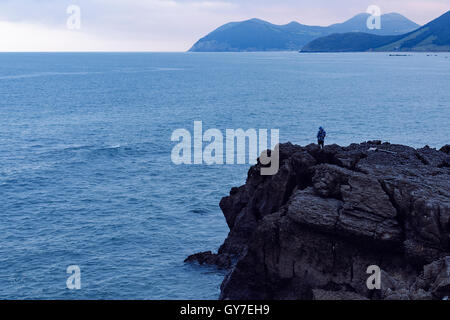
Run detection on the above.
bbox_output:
[301,11,450,52]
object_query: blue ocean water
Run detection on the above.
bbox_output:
[0,52,449,299]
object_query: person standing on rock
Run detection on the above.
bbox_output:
[317,127,326,149]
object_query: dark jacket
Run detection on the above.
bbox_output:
[317,128,326,141]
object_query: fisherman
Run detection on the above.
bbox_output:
[317,127,326,149]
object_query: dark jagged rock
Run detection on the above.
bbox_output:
[186,141,450,300]
[184,251,232,270]
[312,289,369,300]
[440,145,450,154]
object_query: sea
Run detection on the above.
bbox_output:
[0,52,449,299]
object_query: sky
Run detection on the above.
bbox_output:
[0,0,449,52]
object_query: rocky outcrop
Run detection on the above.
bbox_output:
[441,145,450,155]
[184,251,232,270]
[186,141,450,300]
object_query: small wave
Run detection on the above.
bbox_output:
[59,144,94,151]
[154,67,185,71]
[94,144,124,153]
[0,72,100,80]
[112,67,185,74]
[188,205,214,214]
[90,145,122,156]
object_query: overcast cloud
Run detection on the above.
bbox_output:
[0,0,449,51]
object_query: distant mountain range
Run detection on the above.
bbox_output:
[301,11,450,52]
[189,13,420,52]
